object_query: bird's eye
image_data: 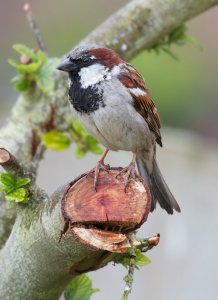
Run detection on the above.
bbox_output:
[81,56,89,63]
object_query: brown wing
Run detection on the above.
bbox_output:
[119,64,162,146]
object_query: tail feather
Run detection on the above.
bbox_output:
[137,157,180,214]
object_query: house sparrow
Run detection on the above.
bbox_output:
[57,45,180,214]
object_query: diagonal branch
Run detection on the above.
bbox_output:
[78,0,218,60]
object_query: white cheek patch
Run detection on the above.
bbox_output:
[79,64,111,88]
[129,87,147,97]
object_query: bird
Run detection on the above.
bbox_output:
[57,45,180,214]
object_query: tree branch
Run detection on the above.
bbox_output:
[78,0,218,60]
[0,148,26,177]
[0,0,217,296]
[1,0,217,244]
[24,3,48,55]
[0,185,107,300]
[0,172,152,299]
[1,0,217,165]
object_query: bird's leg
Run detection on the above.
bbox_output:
[87,148,110,191]
[116,153,137,191]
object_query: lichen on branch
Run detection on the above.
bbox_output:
[0,0,217,298]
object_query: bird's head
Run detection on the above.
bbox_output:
[57,46,123,87]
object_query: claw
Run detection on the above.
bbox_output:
[116,153,137,192]
[86,149,110,191]
[93,161,110,191]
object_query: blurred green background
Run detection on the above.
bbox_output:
[1,1,218,300]
[1,0,218,139]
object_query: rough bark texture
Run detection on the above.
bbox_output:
[0,0,217,298]
[78,0,218,60]
[0,186,108,300]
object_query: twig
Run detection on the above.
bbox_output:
[121,234,160,300]
[122,233,137,300]
[0,148,26,178]
[23,3,48,56]
[141,233,160,252]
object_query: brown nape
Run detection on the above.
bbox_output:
[89,48,122,69]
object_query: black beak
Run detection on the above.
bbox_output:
[56,58,76,72]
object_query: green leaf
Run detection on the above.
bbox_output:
[118,256,131,268]
[64,274,99,300]
[35,58,59,93]
[85,136,103,153]
[0,173,16,188]
[36,72,55,93]
[161,47,179,61]
[148,23,201,61]
[36,50,47,65]
[8,59,20,68]
[71,120,88,137]
[0,173,17,194]
[13,44,38,61]
[0,173,30,204]
[87,143,103,155]
[169,24,187,43]
[89,145,103,155]
[36,58,60,93]
[9,44,60,94]
[182,35,203,50]
[42,131,71,151]
[135,250,151,267]
[16,178,31,188]
[74,146,86,158]
[9,49,46,74]
[5,188,29,203]
[123,274,132,285]
[84,136,97,146]
[40,58,60,75]
[14,61,43,73]
[118,250,150,268]
[15,80,29,91]
[0,184,14,194]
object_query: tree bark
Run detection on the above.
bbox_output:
[0,170,150,300]
[79,0,218,60]
[0,186,108,300]
[0,0,217,298]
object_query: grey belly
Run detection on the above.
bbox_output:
[81,103,153,152]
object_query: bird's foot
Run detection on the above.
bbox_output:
[116,161,137,192]
[86,161,110,191]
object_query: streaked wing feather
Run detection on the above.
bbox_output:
[119,64,162,146]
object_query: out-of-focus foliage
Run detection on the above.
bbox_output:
[149,24,201,60]
[42,131,71,151]
[8,44,59,94]
[42,120,103,158]
[1,1,218,138]
[71,120,103,158]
